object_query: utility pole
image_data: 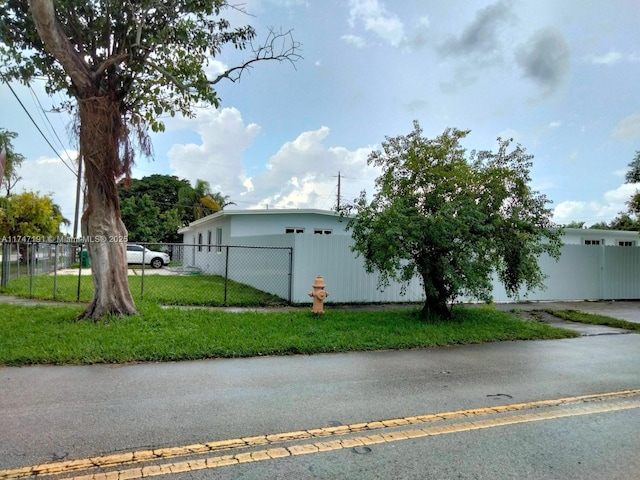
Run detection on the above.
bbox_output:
[72,153,82,238]
[337,171,340,211]
[335,171,341,210]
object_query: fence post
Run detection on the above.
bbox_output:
[288,247,293,303]
[224,245,230,306]
[598,244,605,300]
[28,242,34,297]
[140,246,145,300]
[77,244,83,302]
[1,241,8,288]
[53,242,58,300]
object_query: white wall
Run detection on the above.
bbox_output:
[230,213,349,237]
[563,228,639,246]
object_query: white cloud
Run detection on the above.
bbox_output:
[548,121,562,128]
[242,127,379,210]
[552,183,638,225]
[587,50,623,65]
[165,112,380,211]
[348,0,405,47]
[204,60,229,82]
[341,34,367,49]
[167,107,260,193]
[612,113,640,141]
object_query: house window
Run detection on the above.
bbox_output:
[216,227,223,253]
[198,233,203,252]
[618,241,634,247]
[584,239,601,246]
[285,227,305,234]
[207,230,212,252]
[314,229,332,235]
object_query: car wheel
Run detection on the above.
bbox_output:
[150,257,163,269]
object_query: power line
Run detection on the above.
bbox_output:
[27,83,76,166]
[0,73,77,177]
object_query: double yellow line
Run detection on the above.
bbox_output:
[2,389,639,480]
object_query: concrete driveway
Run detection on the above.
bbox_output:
[492,299,640,324]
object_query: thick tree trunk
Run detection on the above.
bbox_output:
[419,266,452,320]
[420,298,451,320]
[77,97,137,321]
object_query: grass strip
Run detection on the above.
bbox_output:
[544,309,640,332]
[0,304,578,366]
[0,274,286,307]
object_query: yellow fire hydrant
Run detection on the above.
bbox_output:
[308,275,329,314]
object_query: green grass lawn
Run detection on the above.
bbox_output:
[0,303,579,366]
[0,273,286,307]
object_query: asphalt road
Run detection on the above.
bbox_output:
[1,321,639,479]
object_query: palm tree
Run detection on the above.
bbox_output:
[210,191,236,210]
[191,179,221,220]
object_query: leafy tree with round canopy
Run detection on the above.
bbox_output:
[0,191,67,237]
[347,122,563,319]
[0,0,300,320]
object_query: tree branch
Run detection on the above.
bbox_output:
[28,0,95,93]
[209,27,302,85]
[94,54,130,77]
[146,60,188,92]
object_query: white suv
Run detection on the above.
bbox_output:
[126,244,170,269]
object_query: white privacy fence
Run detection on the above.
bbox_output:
[226,236,640,304]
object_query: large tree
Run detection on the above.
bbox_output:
[347,122,563,318]
[0,1,299,319]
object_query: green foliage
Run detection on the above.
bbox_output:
[564,221,586,229]
[607,213,640,231]
[117,175,233,242]
[120,194,162,242]
[0,304,577,365]
[347,122,563,318]
[185,179,222,220]
[624,150,640,184]
[0,191,66,237]
[0,1,256,130]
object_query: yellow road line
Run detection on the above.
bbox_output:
[1,389,638,480]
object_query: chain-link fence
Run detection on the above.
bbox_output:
[0,241,292,306]
[0,241,76,289]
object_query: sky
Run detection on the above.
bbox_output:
[2,0,640,234]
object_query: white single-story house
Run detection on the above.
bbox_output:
[562,227,639,246]
[178,209,640,304]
